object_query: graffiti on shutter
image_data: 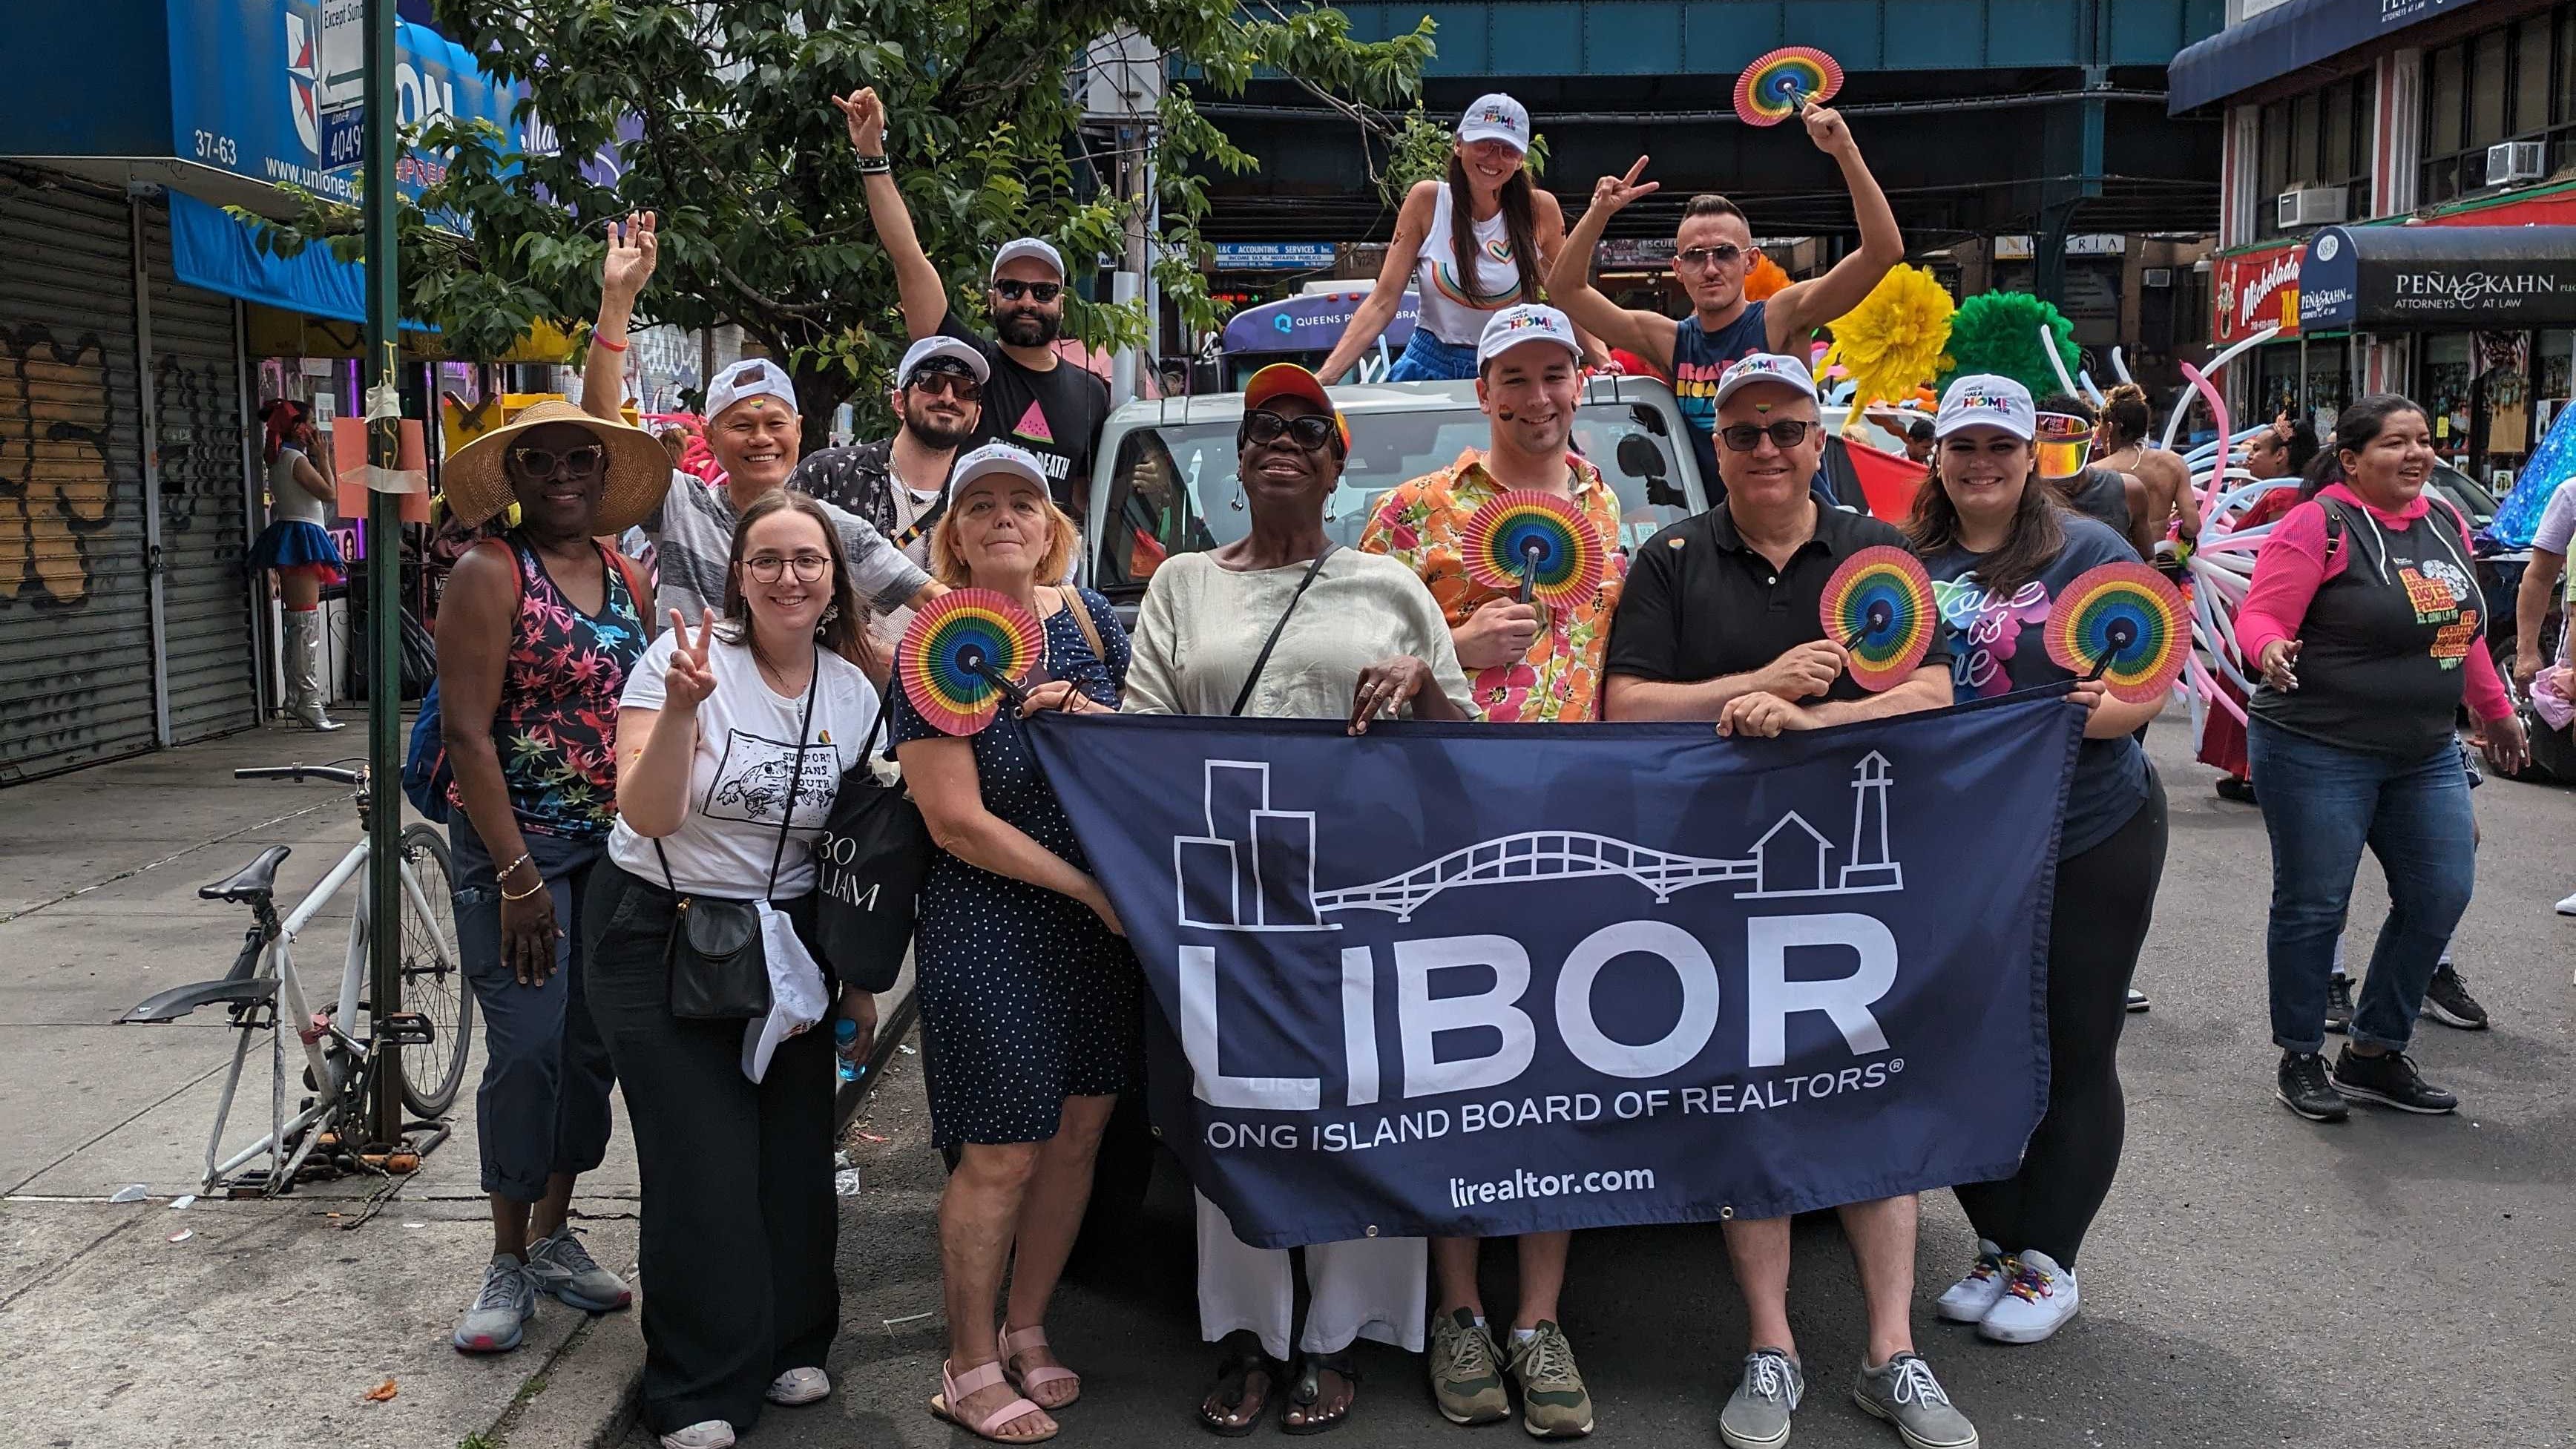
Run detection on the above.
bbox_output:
[0,323,119,607]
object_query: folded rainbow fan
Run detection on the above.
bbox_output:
[2045,562,2189,704]
[1818,546,1936,691]
[1735,47,1844,128]
[897,588,1045,736]
[1461,490,1608,606]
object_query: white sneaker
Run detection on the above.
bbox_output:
[660,1422,734,1449]
[1934,1240,2014,1324]
[766,1366,831,1406]
[1977,1249,2079,1344]
[2556,889,2576,917]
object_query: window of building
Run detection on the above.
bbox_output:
[2421,3,2576,206]
[2255,74,2374,238]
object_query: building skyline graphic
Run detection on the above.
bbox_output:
[1174,752,1905,931]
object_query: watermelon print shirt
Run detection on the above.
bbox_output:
[447,538,648,839]
[1358,449,1628,723]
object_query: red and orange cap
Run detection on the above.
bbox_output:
[1242,363,1352,453]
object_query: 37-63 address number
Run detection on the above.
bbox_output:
[191,131,240,165]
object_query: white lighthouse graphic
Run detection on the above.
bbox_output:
[1175,752,1907,931]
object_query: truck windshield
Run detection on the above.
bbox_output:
[1094,402,1692,597]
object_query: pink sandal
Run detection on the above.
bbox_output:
[930,1358,1057,1444]
[1000,1324,1082,1408]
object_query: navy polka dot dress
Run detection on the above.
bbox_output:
[889,588,1141,1149]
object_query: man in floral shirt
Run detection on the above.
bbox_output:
[1358,303,1620,1439]
[1358,303,1626,729]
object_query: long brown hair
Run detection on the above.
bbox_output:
[1446,152,1542,306]
[718,490,879,677]
[1907,444,2069,600]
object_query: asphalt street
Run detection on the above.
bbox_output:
[634,716,2576,1449]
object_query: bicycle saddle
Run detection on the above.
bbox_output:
[199,845,292,903]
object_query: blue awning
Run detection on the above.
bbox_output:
[167,188,430,329]
[2169,0,2482,114]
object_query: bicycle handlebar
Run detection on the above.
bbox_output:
[234,765,365,786]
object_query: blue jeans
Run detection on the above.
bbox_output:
[2247,717,2477,1055]
[1384,329,1479,381]
[451,813,617,1203]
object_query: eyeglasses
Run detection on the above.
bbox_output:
[1677,243,1745,272]
[1718,420,1813,453]
[743,552,831,583]
[993,280,1062,303]
[908,369,982,403]
[509,444,605,479]
[1240,408,1340,453]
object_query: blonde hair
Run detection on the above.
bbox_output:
[928,492,1082,588]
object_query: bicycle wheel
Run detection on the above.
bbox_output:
[396,823,474,1117]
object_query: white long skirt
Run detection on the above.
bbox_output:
[1194,1190,1427,1359]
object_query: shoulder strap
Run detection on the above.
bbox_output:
[1230,547,1337,718]
[1057,585,1105,665]
[480,536,524,608]
[893,492,947,552]
[605,545,657,639]
[763,664,821,900]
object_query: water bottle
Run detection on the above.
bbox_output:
[834,1017,861,1083]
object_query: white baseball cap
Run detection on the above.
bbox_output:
[705,357,799,421]
[1935,374,2037,441]
[989,237,1066,283]
[946,441,1048,502]
[1476,303,1581,369]
[898,335,990,387]
[1456,93,1531,153]
[1710,352,1820,409]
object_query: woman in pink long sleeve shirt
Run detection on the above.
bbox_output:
[2234,395,2527,1126]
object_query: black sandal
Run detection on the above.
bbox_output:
[1199,1330,1278,1438]
[1279,1349,1358,1436]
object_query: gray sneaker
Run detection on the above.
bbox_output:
[1718,1350,1803,1449]
[453,1254,536,1353]
[526,1225,632,1311]
[1427,1307,1510,1425]
[1852,1353,1977,1449]
[1504,1321,1593,1437]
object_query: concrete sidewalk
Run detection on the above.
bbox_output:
[0,720,909,1449]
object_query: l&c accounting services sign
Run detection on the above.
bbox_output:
[2213,241,2303,346]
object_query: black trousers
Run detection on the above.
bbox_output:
[584,858,840,1436]
[1954,772,2168,1268]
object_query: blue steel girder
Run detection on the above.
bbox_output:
[1331,0,2224,76]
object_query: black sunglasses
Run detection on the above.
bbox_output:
[1240,408,1340,454]
[1718,420,1813,453]
[993,279,1062,303]
[510,443,606,479]
[1678,243,1746,271]
[907,368,982,403]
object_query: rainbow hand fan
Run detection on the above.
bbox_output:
[1461,490,1609,606]
[2046,563,2189,704]
[1819,546,1936,691]
[1735,47,1844,128]
[897,588,1045,735]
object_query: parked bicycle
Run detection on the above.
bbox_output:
[119,762,472,1195]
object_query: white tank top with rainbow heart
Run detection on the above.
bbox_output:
[1413,185,1527,347]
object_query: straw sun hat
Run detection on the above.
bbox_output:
[441,399,672,534]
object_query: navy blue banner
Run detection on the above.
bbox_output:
[1028,694,2081,1248]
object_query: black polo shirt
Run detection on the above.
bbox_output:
[1603,501,1950,703]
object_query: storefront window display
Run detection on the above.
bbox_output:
[2423,333,2474,467]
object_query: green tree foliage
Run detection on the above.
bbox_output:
[260,0,1432,434]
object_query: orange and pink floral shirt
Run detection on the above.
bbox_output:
[1357,449,1626,723]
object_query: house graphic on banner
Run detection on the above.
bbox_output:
[1174,752,1905,932]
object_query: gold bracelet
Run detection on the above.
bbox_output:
[501,877,548,902]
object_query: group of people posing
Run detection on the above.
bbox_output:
[409,85,2547,1449]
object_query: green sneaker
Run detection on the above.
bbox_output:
[1427,1307,1510,1425]
[1505,1321,1594,1438]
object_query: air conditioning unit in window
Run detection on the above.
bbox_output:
[2143,268,2173,289]
[2485,140,2546,185]
[2277,186,2347,229]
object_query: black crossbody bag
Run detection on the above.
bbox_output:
[657,668,817,1021]
[1230,547,1336,717]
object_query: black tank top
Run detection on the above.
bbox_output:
[2250,497,2484,760]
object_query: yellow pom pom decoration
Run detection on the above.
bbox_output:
[1818,264,1956,420]
[1743,252,1793,302]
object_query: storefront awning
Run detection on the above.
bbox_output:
[2298,225,2576,332]
[168,190,375,324]
[2169,0,2482,114]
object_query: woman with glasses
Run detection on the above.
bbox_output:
[434,401,667,1358]
[887,444,1133,1446]
[1315,93,1591,384]
[1074,364,1468,1433]
[588,491,887,1449]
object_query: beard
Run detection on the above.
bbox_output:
[995,308,1060,348]
[904,401,978,451]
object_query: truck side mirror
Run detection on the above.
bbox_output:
[1620,434,1686,507]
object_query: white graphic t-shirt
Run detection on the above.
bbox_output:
[608,632,881,898]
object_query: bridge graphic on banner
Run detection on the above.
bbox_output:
[1174,753,1905,932]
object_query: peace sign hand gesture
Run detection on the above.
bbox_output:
[1588,157,1660,217]
[602,212,658,303]
[663,609,720,710]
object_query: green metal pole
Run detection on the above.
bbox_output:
[362,0,407,1148]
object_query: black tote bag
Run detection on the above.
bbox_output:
[812,702,929,992]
